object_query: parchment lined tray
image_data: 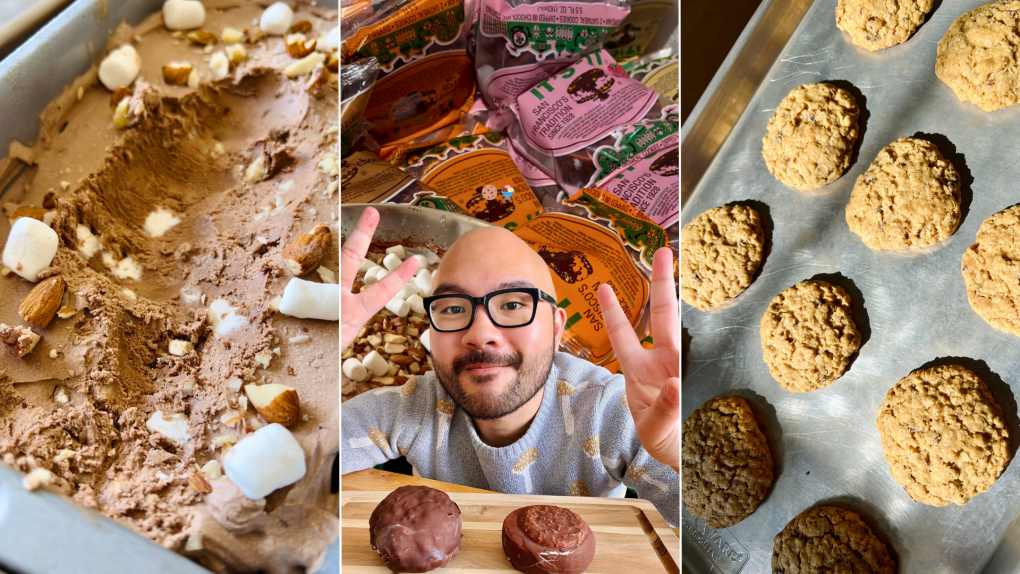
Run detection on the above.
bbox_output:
[682,0,1020,572]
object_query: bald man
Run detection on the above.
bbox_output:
[340,207,679,526]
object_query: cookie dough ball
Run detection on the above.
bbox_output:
[936,2,1020,112]
[962,205,1020,335]
[762,83,860,191]
[836,0,933,51]
[845,137,962,250]
[369,485,463,573]
[760,280,861,392]
[682,396,774,529]
[772,506,896,574]
[877,364,1008,506]
[501,505,596,574]
[681,205,765,311]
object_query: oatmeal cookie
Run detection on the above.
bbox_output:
[681,204,765,311]
[760,280,861,392]
[836,0,933,51]
[936,1,1020,112]
[762,83,860,191]
[845,137,961,250]
[772,506,896,574]
[876,364,1008,506]
[962,205,1020,336]
[682,396,774,529]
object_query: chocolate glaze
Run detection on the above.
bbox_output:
[502,505,596,574]
[369,486,463,573]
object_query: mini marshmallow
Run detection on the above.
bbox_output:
[359,258,375,273]
[362,350,389,377]
[414,269,431,280]
[3,217,58,282]
[414,271,433,297]
[260,2,294,35]
[407,294,426,315]
[278,278,339,321]
[382,253,402,271]
[342,358,368,382]
[163,0,206,30]
[385,245,406,259]
[396,283,418,300]
[327,26,338,50]
[145,410,190,445]
[98,45,141,91]
[223,423,306,499]
[410,254,429,270]
[420,329,431,352]
[375,269,389,282]
[363,265,383,285]
[385,296,410,317]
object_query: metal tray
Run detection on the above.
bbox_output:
[681,0,1020,572]
[0,1,339,572]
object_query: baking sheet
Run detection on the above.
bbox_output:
[681,1,1020,573]
[0,0,339,572]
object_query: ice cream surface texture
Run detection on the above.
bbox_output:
[0,1,339,572]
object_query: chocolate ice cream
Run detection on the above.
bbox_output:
[0,1,338,572]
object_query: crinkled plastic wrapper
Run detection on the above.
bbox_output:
[512,210,651,366]
[341,150,437,204]
[603,0,675,61]
[341,0,477,146]
[474,0,629,130]
[341,58,381,158]
[391,131,544,229]
[507,50,678,228]
[623,53,677,106]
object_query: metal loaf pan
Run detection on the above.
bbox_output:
[682,0,1020,572]
[0,0,339,572]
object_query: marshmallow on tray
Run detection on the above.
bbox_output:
[163,0,206,30]
[414,270,433,297]
[278,278,339,321]
[407,294,426,315]
[3,217,58,282]
[223,423,306,499]
[359,258,375,273]
[385,245,406,259]
[396,283,418,300]
[382,253,402,271]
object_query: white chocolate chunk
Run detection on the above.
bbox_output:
[143,207,181,237]
[223,423,306,499]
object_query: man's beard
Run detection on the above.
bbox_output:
[433,342,555,421]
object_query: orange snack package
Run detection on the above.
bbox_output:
[398,131,544,230]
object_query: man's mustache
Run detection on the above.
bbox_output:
[452,349,523,375]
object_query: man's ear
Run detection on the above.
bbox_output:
[553,306,568,349]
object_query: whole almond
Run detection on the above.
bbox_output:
[282,224,331,276]
[244,383,300,427]
[163,62,194,86]
[19,276,65,329]
[189,472,212,494]
[390,354,414,366]
[186,31,218,45]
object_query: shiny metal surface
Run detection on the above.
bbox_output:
[340,203,496,251]
[681,1,1020,572]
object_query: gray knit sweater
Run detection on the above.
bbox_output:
[341,352,679,527]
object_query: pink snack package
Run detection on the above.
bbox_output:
[475,0,629,130]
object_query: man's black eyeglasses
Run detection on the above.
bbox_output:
[422,288,558,333]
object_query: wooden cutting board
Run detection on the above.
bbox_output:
[342,491,679,573]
